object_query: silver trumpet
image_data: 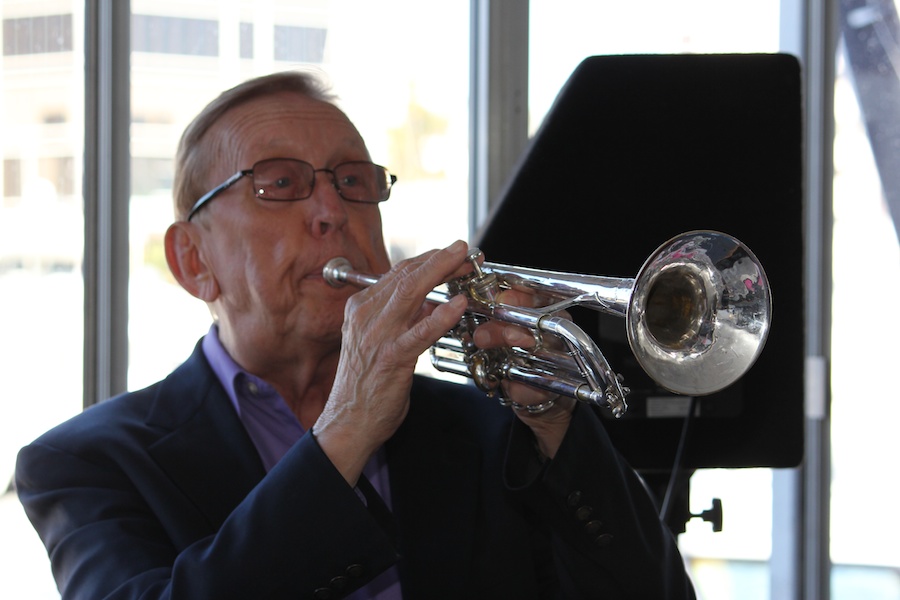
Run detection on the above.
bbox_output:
[323,231,771,419]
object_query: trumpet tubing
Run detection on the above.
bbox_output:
[323,231,771,418]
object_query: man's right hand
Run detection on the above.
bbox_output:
[311,240,471,485]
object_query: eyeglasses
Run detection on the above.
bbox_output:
[186,158,397,221]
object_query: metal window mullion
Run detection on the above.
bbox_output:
[468,0,529,239]
[772,1,836,599]
[773,1,838,599]
[800,0,837,598]
[83,0,130,408]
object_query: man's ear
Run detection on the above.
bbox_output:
[164,222,220,302]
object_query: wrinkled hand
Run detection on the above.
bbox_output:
[313,240,472,485]
[472,288,576,460]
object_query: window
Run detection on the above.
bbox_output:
[131,14,218,56]
[3,159,21,199]
[0,3,84,596]
[273,25,326,62]
[131,157,173,196]
[38,156,75,196]
[239,21,253,59]
[831,7,900,596]
[2,14,73,56]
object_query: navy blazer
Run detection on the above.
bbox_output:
[16,340,695,599]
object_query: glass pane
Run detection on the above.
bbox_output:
[529,0,781,134]
[0,2,85,598]
[528,2,781,598]
[127,0,471,391]
[831,26,900,600]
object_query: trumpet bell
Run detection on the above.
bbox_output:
[627,231,771,396]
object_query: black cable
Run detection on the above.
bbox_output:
[658,395,698,526]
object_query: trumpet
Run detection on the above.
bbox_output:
[323,231,771,418]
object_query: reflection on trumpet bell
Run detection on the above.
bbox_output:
[627,231,771,397]
[323,230,771,418]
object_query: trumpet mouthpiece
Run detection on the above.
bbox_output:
[322,257,353,287]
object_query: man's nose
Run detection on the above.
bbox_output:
[307,170,349,237]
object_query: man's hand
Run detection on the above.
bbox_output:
[472,288,576,460]
[312,240,472,485]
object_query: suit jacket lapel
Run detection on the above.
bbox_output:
[386,378,483,597]
[137,346,492,594]
[145,342,266,533]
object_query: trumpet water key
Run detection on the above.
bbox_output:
[323,231,771,419]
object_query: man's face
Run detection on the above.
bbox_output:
[193,91,392,354]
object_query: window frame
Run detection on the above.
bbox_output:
[83,0,130,407]
[83,2,830,598]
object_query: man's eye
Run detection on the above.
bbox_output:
[338,174,360,187]
[273,176,293,189]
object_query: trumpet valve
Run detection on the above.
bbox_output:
[456,248,503,305]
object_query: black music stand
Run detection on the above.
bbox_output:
[476,54,804,532]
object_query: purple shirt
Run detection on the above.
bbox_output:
[201,325,402,599]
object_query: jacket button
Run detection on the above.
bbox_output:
[346,564,366,578]
[567,491,583,507]
[584,519,604,535]
[313,588,334,600]
[574,505,593,521]
[594,533,614,547]
[330,575,350,591]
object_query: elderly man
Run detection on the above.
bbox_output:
[16,71,696,599]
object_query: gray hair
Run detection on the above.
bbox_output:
[172,70,338,221]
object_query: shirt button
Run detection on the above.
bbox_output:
[247,381,259,395]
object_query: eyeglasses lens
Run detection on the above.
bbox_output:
[252,159,391,203]
[252,159,314,200]
[332,162,389,202]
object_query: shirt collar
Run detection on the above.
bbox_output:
[201,324,278,416]
[201,324,304,471]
